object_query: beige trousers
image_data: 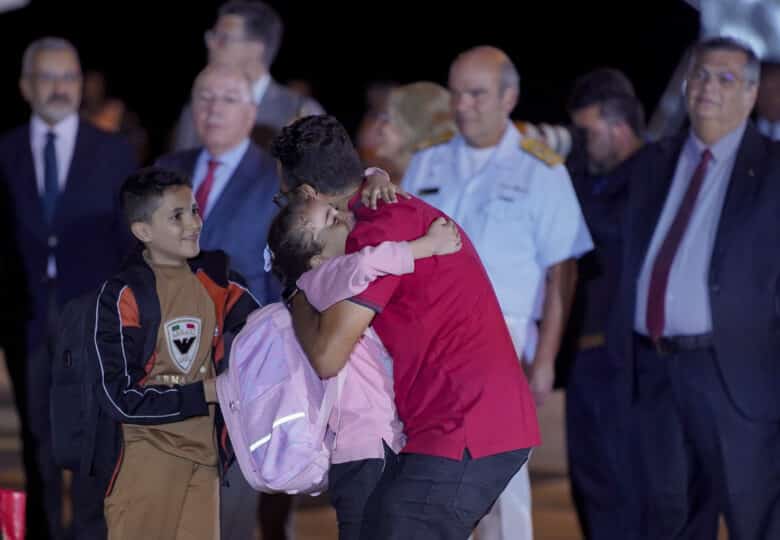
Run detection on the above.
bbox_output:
[104,439,219,540]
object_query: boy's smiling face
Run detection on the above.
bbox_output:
[131,185,203,266]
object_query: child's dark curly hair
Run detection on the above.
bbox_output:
[266,198,324,291]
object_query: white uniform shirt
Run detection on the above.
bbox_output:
[403,122,593,358]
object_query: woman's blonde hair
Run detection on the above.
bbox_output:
[385,82,456,153]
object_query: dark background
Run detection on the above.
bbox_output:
[0,0,699,162]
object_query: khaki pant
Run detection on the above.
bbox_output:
[105,439,219,540]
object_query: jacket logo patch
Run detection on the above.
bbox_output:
[164,317,201,373]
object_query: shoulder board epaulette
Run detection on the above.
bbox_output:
[519,137,563,167]
[414,128,457,152]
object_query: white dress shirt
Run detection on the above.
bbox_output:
[635,122,746,336]
[30,113,78,195]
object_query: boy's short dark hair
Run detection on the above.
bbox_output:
[266,198,323,290]
[270,115,364,196]
[120,167,192,226]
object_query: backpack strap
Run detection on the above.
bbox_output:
[313,367,347,450]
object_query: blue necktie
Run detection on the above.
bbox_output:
[43,131,59,224]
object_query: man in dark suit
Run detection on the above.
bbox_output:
[562,70,644,540]
[157,63,284,540]
[173,1,323,152]
[0,37,136,539]
[611,36,780,539]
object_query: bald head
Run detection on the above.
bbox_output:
[192,63,254,98]
[452,46,519,93]
[448,46,519,148]
[191,63,257,157]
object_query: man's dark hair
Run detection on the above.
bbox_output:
[120,167,191,225]
[567,68,636,112]
[690,36,760,84]
[219,1,283,66]
[270,115,364,196]
[266,198,322,290]
[568,68,645,135]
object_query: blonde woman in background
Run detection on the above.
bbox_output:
[374,81,456,183]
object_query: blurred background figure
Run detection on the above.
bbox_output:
[372,81,456,182]
[172,1,323,153]
[80,70,150,164]
[285,78,314,99]
[755,61,780,140]
[560,67,644,540]
[158,63,283,540]
[0,36,136,540]
[355,80,398,177]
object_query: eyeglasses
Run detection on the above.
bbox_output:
[193,92,251,107]
[204,29,252,47]
[687,67,753,89]
[28,72,81,84]
[273,191,290,208]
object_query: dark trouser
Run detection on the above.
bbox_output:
[220,461,259,540]
[0,330,51,540]
[566,345,639,540]
[69,473,108,540]
[27,287,64,539]
[328,444,393,540]
[258,493,294,540]
[219,461,294,540]
[634,338,780,539]
[359,447,530,540]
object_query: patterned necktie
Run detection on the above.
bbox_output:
[195,159,220,215]
[646,148,713,340]
[43,131,59,224]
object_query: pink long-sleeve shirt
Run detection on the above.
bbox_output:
[296,241,412,463]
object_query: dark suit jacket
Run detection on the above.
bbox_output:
[156,141,281,304]
[610,123,780,421]
[0,120,136,350]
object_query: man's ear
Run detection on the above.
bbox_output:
[130,221,152,244]
[501,86,519,116]
[309,253,325,269]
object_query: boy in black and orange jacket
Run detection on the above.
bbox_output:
[92,167,257,539]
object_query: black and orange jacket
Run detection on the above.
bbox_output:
[91,247,258,494]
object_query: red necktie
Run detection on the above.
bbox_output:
[195,159,220,215]
[646,148,712,340]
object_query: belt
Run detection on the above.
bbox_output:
[634,332,714,356]
[577,333,605,351]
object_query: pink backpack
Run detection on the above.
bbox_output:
[217,302,342,494]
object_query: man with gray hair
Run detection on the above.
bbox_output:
[0,36,136,539]
[173,0,323,152]
[403,45,593,540]
[611,36,780,538]
[157,62,283,540]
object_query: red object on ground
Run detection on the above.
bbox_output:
[0,488,25,540]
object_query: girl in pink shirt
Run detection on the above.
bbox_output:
[266,197,461,539]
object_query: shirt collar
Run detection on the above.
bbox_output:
[253,73,271,105]
[457,121,519,169]
[688,120,747,164]
[204,138,250,167]
[31,112,78,141]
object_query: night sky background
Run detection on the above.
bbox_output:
[0,0,700,162]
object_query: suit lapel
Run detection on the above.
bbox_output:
[53,121,93,230]
[632,132,687,272]
[712,123,767,255]
[202,144,273,241]
[16,127,48,240]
